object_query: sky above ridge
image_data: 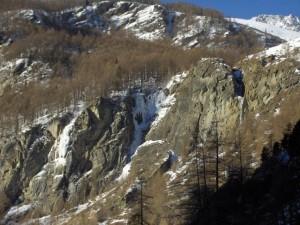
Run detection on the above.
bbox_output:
[162,0,300,18]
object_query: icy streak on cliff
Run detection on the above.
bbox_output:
[117,72,187,182]
[53,101,85,166]
[128,72,188,158]
[56,117,77,159]
[128,92,148,158]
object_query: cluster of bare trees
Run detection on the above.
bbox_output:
[163,121,255,224]
[0,37,260,134]
[163,78,256,224]
[0,28,193,131]
[125,111,277,224]
[0,2,263,132]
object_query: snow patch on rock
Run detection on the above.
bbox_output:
[274,108,281,116]
[248,37,300,62]
[138,140,165,148]
[151,72,187,128]
[3,204,32,222]
[116,163,132,182]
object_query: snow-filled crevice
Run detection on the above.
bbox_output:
[51,103,85,167]
[1,204,32,224]
[117,89,167,182]
[117,73,187,181]
[127,91,149,158]
[127,87,172,159]
[54,116,77,164]
[26,101,86,187]
[32,101,86,178]
[128,73,187,159]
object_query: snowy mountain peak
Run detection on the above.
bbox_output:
[231,14,300,41]
[251,14,300,32]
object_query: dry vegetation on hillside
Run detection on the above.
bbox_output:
[0,31,261,130]
[0,1,263,131]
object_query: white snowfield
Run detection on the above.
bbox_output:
[231,17,300,41]
[257,37,300,58]
[4,204,32,221]
[253,14,300,32]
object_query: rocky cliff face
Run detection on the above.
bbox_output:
[0,96,134,222]
[1,2,300,224]
[1,49,300,224]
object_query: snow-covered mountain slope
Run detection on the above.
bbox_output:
[231,17,300,41]
[15,2,214,45]
[3,55,300,225]
[253,14,300,32]
[14,2,222,47]
[9,1,281,48]
[259,37,300,58]
[249,37,300,65]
